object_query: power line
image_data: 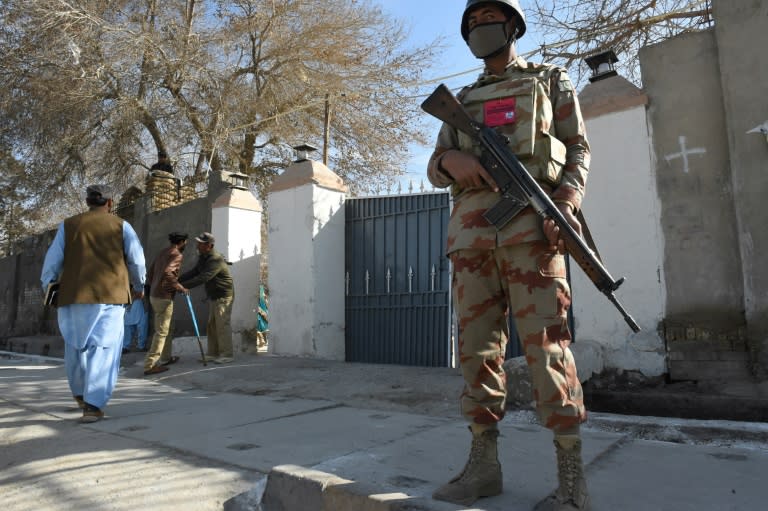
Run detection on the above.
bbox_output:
[232,0,710,131]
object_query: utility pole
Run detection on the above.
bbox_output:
[323,93,331,165]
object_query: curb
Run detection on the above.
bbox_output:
[586,389,768,422]
[258,465,463,511]
[0,350,64,363]
[586,412,768,448]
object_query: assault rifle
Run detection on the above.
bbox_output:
[421,84,640,333]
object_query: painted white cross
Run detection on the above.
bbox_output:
[665,136,706,173]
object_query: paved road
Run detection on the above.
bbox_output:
[1,346,767,510]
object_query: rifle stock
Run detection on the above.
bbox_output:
[420,84,478,135]
[421,84,640,333]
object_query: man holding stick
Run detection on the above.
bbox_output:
[143,232,189,375]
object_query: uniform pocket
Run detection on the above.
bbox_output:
[542,132,567,185]
[537,250,567,278]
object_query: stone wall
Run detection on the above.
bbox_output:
[712,0,768,376]
[0,172,265,351]
[0,228,59,338]
[640,29,744,333]
[634,0,768,379]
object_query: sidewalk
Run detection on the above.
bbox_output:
[1,340,767,511]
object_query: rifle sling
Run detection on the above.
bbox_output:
[576,209,603,264]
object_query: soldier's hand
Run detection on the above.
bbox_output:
[543,203,581,253]
[440,150,498,192]
[132,289,145,300]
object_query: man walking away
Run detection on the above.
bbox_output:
[144,232,189,375]
[41,184,146,423]
[180,232,235,364]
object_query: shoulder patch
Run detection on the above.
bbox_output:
[557,70,574,92]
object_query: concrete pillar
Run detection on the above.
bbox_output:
[576,74,667,377]
[211,185,263,354]
[267,155,347,359]
[712,0,768,378]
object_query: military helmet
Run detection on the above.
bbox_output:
[461,0,527,41]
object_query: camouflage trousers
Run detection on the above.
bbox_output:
[450,242,587,434]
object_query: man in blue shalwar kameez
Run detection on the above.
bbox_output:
[41,184,146,423]
[123,297,149,353]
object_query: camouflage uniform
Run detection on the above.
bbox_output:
[427,56,590,434]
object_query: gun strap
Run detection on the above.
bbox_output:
[576,210,604,264]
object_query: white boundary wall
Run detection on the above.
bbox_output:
[573,103,667,377]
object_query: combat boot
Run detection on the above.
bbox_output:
[432,426,502,506]
[534,435,590,510]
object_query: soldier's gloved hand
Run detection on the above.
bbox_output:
[439,150,498,192]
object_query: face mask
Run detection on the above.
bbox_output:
[467,21,513,59]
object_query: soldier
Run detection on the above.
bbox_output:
[427,1,591,510]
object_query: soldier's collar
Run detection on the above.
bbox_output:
[479,55,528,82]
[478,56,528,84]
[507,56,528,70]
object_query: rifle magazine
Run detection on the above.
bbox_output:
[483,196,528,230]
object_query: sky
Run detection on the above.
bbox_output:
[376,0,543,189]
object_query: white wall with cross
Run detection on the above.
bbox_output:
[664,136,706,173]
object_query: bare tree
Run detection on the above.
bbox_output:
[0,143,81,255]
[2,0,710,246]
[0,147,27,256]
[0,0,440,232]
[525,0,713,85]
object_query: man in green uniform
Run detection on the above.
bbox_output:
[427,1,591,509]
[180,232,235,364]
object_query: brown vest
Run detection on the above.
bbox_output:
[58,210,131,306]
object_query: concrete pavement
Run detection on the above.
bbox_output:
[1,343,767,511]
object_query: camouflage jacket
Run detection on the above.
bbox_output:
[427,56,590,253]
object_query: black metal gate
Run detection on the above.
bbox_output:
[345,192,451,367]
